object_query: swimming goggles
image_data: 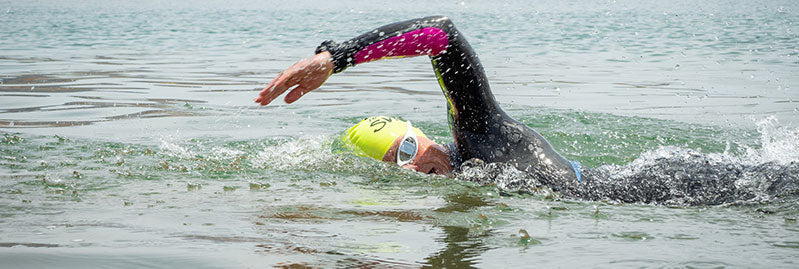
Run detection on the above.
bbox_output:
[396,121,419,166]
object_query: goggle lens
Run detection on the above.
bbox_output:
[396,121,419,166]
[398,136,418,163]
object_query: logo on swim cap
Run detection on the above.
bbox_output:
[343,116,426,160]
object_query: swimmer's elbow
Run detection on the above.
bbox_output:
[421,15,456,30]
[427,15,450,22]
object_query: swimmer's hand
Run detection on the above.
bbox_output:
[255,52,334,105]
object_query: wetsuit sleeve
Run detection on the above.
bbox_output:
[315,16,453,73]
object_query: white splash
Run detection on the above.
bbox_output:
[159,137,194,159]
[210,147,245,160]
[743,116,799,165]
[619,116,799,170]
[251,136,338,170]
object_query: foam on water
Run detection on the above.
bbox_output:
[252,136,337,170]
[158,136,195,159]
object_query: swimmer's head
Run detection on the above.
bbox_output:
[343,116,426,160]
[343,116,453,175]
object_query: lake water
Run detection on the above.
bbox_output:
[1,0,798,268]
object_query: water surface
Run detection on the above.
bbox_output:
[1,0,798,267]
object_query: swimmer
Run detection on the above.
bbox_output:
[255,16,581,187]
[255,16,799,205]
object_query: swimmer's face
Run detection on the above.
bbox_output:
[383,135,453,176]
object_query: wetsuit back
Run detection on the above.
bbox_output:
[319,16,580,185]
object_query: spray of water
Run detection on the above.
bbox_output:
[153,116,799,206]
[742,116,799,165]
[251,136,338,170]
[456,117,799,205]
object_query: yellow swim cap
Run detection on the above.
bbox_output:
[343,116,426,160]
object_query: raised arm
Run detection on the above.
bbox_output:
[255,16,465,105]
[256,16,580,184]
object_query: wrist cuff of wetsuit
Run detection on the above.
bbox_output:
[315,40,350,73]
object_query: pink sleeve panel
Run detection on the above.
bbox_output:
[353,27,449,65]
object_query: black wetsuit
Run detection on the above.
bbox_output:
[317,16,581,187]
[314,16,799,205]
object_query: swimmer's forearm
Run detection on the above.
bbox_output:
[317,16,455,73]
[257,16,461,106]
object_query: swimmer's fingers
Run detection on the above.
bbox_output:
[283,72,326,104]
[284,66,333,103]
[256,56,307,105]
[255,73,285,105]
[285,85,312,104]
[257,70,298,105]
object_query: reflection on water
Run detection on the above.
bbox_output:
[0,91,206,127]
[0,67,233,127]
[424,226,490,269]
[423,191,494,268]
[252,189,495,267]
[0,242,60,248]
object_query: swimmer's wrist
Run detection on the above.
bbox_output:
[315,40,349,73]
[314,40,337,55]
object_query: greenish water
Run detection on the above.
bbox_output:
[2,0,799,267]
